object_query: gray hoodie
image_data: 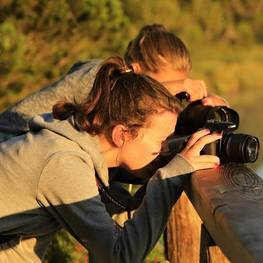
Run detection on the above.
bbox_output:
[0,59,102,142]
[0,114,194,262]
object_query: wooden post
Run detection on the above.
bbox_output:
[165,192,228,263]
[199,224,229,263]
[165,192,202,263]
[165,163,263,262]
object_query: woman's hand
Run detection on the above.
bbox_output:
[182,78,208,101]
[162,78,229,108]
[162,78,207,101]
[179,129,222,171]
[202,93,229,107]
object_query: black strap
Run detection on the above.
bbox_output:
[95,171,148,214]
[0,234,17,245]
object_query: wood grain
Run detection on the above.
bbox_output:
[187,163,263,263]
[165,192,202,263]
[165,192,228,263]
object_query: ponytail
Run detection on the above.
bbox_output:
[53,56,133,133]
[53,101,78,120]
[53,55,182,139]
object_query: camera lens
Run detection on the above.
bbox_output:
[245,136,260,163]
[217,133,260,163]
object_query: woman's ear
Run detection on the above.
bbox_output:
[111,125,128,148]
[131,62,142,74]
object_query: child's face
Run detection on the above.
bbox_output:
[119,110,177,170]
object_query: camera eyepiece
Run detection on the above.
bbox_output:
[175,100,240,135]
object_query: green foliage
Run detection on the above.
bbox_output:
[1,0,263,106]
[44,230,87,263]
[1,0,263,262]
[0,20,26,73]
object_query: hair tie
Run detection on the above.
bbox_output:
[120,67,133,74]
[110,67,133,91]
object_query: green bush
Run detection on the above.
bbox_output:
[1,1,263,262]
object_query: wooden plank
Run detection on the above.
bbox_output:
[165,192,202,263]
[200,224,230,263]
[186,163,263,263]
[165,192,229,263]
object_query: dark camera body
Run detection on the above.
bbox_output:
[166,98,260,164]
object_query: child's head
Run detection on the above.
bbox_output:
[124,24,192,76]
[53,56,182,168]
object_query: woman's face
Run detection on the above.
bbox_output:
[119,111,177,170]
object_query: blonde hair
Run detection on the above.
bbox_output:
[125,24,192,74]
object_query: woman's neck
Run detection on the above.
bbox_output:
[97,134,119,168]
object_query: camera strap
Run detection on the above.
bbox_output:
[95,171,147,215]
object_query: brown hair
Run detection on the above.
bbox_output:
[53,56,182,141]
[124,24,192,74]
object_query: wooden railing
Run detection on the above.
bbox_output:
[165,163,263,263]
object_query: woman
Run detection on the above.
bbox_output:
[0,56,221,262]
[0,24,227,143]
[125,24,228,105]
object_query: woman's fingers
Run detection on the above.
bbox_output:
[179,129,222,171]
[201,80,208,98]
[184,79,208,101]
[162,78,209,101]
[192,161,219,170]
[202,94,230,107]
[181,129,210,152]
[182,155,220,171]
[194,155,220,170]
[187,132,222,154]
[180,129,221,154]
[190,155,220,163]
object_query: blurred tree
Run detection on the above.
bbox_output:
[0,20,25,73]
[1,0,263,261]
[66,0,130,52]
[0,0,131,108]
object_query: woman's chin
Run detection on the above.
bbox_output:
[121,162,149,172]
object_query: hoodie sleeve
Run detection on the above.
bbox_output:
[0,60,100,142]
[37,152,194,263]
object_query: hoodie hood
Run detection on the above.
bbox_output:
[29,113,109,186]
